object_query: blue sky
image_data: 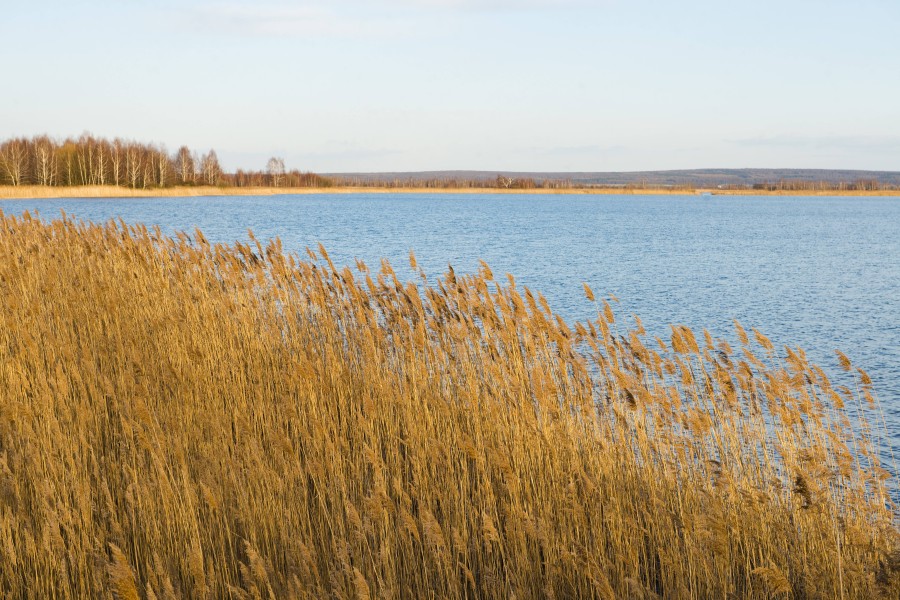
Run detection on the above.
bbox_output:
[3,0,899,172]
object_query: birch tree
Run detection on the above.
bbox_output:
[201,150,221,186]
[111,139,124,186]
[126,145,142,189]
[32,136,57,186]
[0,138,29,186]
[175,146,195,185]
[267,157,285,187]
[156,145,170,187]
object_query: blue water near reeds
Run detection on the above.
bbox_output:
[5,193,899,460]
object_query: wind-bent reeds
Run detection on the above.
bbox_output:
[0,211,897,598]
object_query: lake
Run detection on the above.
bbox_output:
[4,192,899,456]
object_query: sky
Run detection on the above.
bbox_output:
[2,0,899,172]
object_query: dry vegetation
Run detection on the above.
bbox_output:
[0,185,339,200]
[0,185,685,200]
[1,211,898,599]
[3,185,900,200]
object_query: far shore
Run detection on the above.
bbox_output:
[2,185,898,200]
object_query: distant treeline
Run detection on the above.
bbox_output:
[0,135,332,189]
[331,168,900,191]
[2,135,897,191]
[330,174,589,190]
[334,175,892,192]
[743,180,886,191]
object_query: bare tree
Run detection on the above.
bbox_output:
[200,150,221,186]
[0,134,342,190]
[0,138,29,186]
[126,144,142,189]
[32,136,57,186]
[111,139,124,186]
[156,145,170,187]
[267,157,286,187]
[95,140,107,185]
[75,134,94,185]
[174,146,195,185]
[143,160,154,189]
[57,141,78,185]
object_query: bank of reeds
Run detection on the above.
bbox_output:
[4,185,900,200]
[0,211,898,599]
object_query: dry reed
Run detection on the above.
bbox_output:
[3,185,899,200]
[0,211,897,598]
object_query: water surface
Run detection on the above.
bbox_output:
[4,193,899,454]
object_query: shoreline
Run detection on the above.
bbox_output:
[2,184,899,200]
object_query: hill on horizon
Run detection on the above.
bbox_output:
[325,168,900,187]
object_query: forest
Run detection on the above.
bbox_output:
[2,134,897,192]
[0,134,332,189]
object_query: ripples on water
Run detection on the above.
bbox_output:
[4,193,898,456]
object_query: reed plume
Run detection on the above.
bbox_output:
[0,210,897,598]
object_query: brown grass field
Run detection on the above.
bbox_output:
[0,211,898,598]
[1,184,899,200]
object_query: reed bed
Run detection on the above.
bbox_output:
[0,211,897,599]
[0,185,321,200]
[3,185,900,200]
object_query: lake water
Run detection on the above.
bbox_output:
[4,193,899,457]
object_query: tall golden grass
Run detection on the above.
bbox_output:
[0,211,897,598]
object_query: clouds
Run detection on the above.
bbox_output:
[5,0,900,171]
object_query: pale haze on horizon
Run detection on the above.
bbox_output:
[3,0,899,173]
